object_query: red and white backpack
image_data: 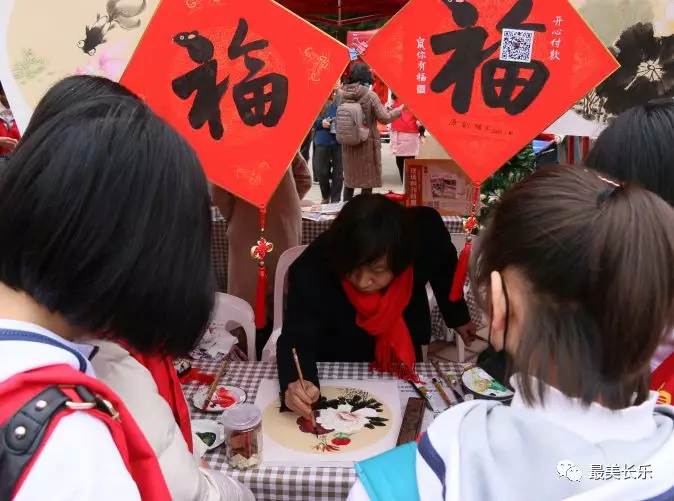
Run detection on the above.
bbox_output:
[0,334,171,500]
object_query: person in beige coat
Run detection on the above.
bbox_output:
[92,341,255,501]
[212,153,312,336]
[341,63,403,201]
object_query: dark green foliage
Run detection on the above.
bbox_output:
[479,143,536,224]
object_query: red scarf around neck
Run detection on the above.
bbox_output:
[342,267,418,380]
[123,347,194,453]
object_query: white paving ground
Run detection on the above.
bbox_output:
[304,141,404,204]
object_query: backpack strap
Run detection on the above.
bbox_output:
[0,364,171,500]
[0,381,124,500]
[0,385,69,500]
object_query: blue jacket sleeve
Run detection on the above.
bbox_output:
[354,442,420,501]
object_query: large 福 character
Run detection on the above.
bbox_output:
[431,0,549,115]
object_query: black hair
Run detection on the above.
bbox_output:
[20,75,135,145]
[0,81,8,109]
[585,98,674,206]
[325,194,416,276]
[472,165,674,409]
[0,87,215,357]
[347,63,373,86]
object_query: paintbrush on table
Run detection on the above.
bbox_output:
[201,359,229,411]
[432,377,453,409]
[431,359,458,401]
[292,347,317,436]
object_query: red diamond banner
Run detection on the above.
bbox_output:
[121,0,349,207]
[362,0,619,182]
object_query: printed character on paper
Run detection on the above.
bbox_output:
[430,0,549,115]
[78,0,148,56]
[172,19,289,140]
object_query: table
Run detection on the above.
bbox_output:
[185,359,468,501]
[211,208,479,341]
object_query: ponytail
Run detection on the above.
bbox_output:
[472,165,674,409]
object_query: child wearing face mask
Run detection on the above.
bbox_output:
[347,165,674,501]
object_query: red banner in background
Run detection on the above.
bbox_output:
[347,30,379,60]
[345,30,389,105]
[122,0,349,208]
[362,0,618,183]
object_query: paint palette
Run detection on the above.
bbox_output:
[461,367,514,402]
[192,419,226,451]
[193,385,247,412]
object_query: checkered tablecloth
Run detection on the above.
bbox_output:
[185,360,467,501]
[211,208,478,340]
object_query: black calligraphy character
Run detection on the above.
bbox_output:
[172,31,230,140]
[228,19,288,127]
[430,1,500,114]
[432,0,549,116]
[481,59,549,115]
[484,0,549,115]
[496,0,545,32]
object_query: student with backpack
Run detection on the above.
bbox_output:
[0,82,214,500]
[313,81,344,203]
[336,63,403,201]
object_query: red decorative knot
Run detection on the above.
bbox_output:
[465,214,478,233]
[250,237,274,264]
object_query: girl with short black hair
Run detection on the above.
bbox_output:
[0,78,215,500]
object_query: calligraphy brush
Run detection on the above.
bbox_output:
[202,359,229,411]
[292,347,317,436]
[432,377,453,408]
[431,359,460,403]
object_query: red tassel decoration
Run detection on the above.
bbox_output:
[449,181,480,301]
[251,208,273,329]
[449,237,472,300]
[255,265,267,329]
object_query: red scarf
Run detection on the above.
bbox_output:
[342,267,418,380]
[125,348,194,453]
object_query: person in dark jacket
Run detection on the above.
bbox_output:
[313,83,343,203]
[277,194,476,418]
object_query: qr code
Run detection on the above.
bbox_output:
[499,29,534,63]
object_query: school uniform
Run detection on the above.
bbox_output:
[0,319,141,500]
[347,376,674,501]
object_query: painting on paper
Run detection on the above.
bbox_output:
[547,0,674,136]
[255,379,401,466]
[0,0,160,132]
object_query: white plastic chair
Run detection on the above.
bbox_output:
[261,245,307,362]
[211,292,257,361]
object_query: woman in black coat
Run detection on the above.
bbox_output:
[277,194,476,418]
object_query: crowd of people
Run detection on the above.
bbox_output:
[1,67,674,501]
[306,63,422,204]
